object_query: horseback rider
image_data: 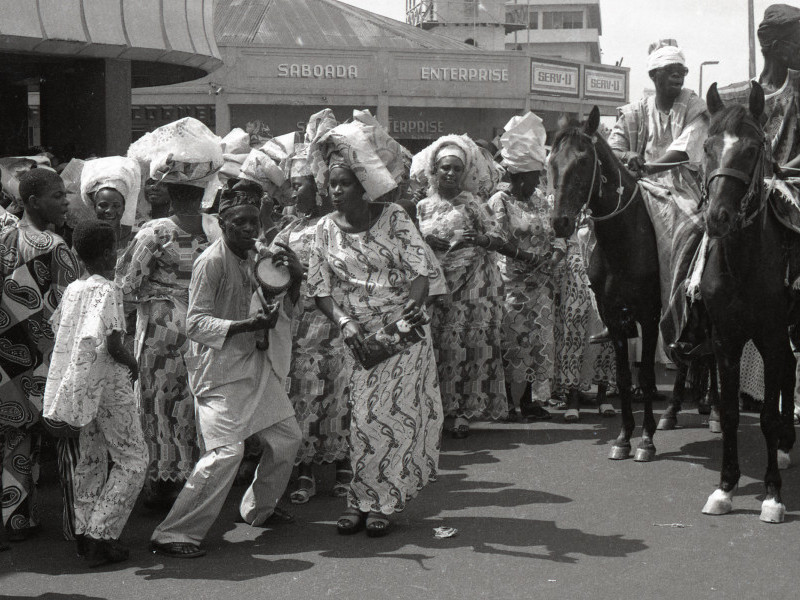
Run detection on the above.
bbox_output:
[600,40,710,362]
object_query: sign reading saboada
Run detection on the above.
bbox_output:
[277,63,360,79]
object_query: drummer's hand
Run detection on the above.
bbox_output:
[425,234,450,252]
[401,299,428,328]
[272,242,305,282]
[341,320,368,364]
[250,303,280,332]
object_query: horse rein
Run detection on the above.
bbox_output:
[576,132,640,223]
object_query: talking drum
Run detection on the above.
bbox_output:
[255,255,291,295]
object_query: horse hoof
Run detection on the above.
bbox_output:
[760,499,786,523]
[702,489,733,515]
[608,445,631,460]
[708,420,722,434]
[634,447,656,462]
[657,416,677,431]
[778,450,791,470]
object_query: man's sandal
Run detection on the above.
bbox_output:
[150,541,206,558]
[332,469,353,497]
[598,403,616,417]
[564,408,580,422]
[336,508,365,535]
[365,511,391,538]
[452,416,470,439]
[290,475,316,504]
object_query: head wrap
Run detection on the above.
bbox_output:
[218,188,261,215]
[127,117,223,188]
[310,109,408,200]
[434,145,467,165]
[758,4,800,48]
[239,148,286,193]
[288,144,311,178]
[499,112,547,174]
[411,134,504,197]
[646,41,687,72]
[79,156,142,227]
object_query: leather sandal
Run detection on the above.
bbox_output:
[332,469,353,497]
[365,511,391,538]
[452,416,470,439]
[598,403,616,417]
[337,508,365,535]
[564,408,580,422]
[150,541,206,559]
[290,475,316,504]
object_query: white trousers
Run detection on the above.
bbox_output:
[151,416,301,545]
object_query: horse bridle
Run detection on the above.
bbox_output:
[703,134,773,235]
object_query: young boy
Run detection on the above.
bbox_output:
[43,219,147,567]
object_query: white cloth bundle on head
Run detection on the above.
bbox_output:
[310,109,407,199]
[499,111,547,174]
[127,117,223,188]
[221,128,251,155]
[646,41,686,72]
[239,148,287,192]
[79,156,141,227]
[411,134,503,197]
[288,143,310,178]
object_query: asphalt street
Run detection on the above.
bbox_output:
[2,401,799,600]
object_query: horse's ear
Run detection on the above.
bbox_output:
[706,82,724,115]
[749,80,765,120]
[584,106,600,136]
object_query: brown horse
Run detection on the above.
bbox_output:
[550,107,664,462]
[700,81,797,523]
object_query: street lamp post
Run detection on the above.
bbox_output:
[699,60,720,96]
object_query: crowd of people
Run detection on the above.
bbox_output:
[8,1,800,569]
[0,100,616,565]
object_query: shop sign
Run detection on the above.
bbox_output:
[419,66,509,83]
[277,63,360,79]
[388,119,445,137]
[131,105,214,124]
[530,59,579,97]
[584,67,627,101]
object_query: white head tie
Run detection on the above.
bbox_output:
[647,44,686,72]
[435,145,467,165]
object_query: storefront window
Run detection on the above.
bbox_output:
[542,11,583,30]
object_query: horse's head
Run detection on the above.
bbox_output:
[703,81,767,238]
[549,106,603,237]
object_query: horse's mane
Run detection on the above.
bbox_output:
[551,123,586,152]
[708,104,762,138]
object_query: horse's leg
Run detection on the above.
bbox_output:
[778,344,796,470]
[706,356,722,433]
[657,362,686,430]
[754,333,788,523]
[635,316,658,462]
[702,336,743,515]
[609,335,634,460]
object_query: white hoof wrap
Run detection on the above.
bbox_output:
[760,498,786,523]
[702,489,733,515]
[778,450,791,470]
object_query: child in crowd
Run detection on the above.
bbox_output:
[43,219,147,567]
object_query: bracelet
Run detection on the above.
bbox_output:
[514,248,520,260]
[337,316,354,330]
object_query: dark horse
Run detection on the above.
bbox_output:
[700,81,797,523]
[550,107,663,462]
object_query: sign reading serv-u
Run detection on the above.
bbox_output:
[584,67,627,101]
[530,59,579,98]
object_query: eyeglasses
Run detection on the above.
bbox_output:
[660,65,689,77]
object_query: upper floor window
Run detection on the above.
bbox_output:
[542,11,583,29]
[506,7,538,29]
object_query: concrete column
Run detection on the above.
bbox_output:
[377,94,390,129]
[215,94,231,136]
[0,78,29,154]
[104,59,132,156]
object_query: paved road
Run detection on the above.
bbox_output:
[2,402,799,600]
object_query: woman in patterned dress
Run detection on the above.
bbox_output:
[551,223,616,422]
[275,148,350,504]
[307,119,442,537]
[416,136,508,439]
[116,183,217,507]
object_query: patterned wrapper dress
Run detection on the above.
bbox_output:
[0,219,80,534]
[417,191,508,420]
[486,190,565,402]
[552,227,615,396]
[115,218,210,486]
[307,203,442,515]
[272,217,350,466]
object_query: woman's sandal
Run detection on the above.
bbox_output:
[336,508,366,535]
[150,541,206,558]
[289,475,316,505]
[332,469,353,498]
[598,403,616,417]
[365,511,391,538]
[452,416,470,439]
[564,408,580,422]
